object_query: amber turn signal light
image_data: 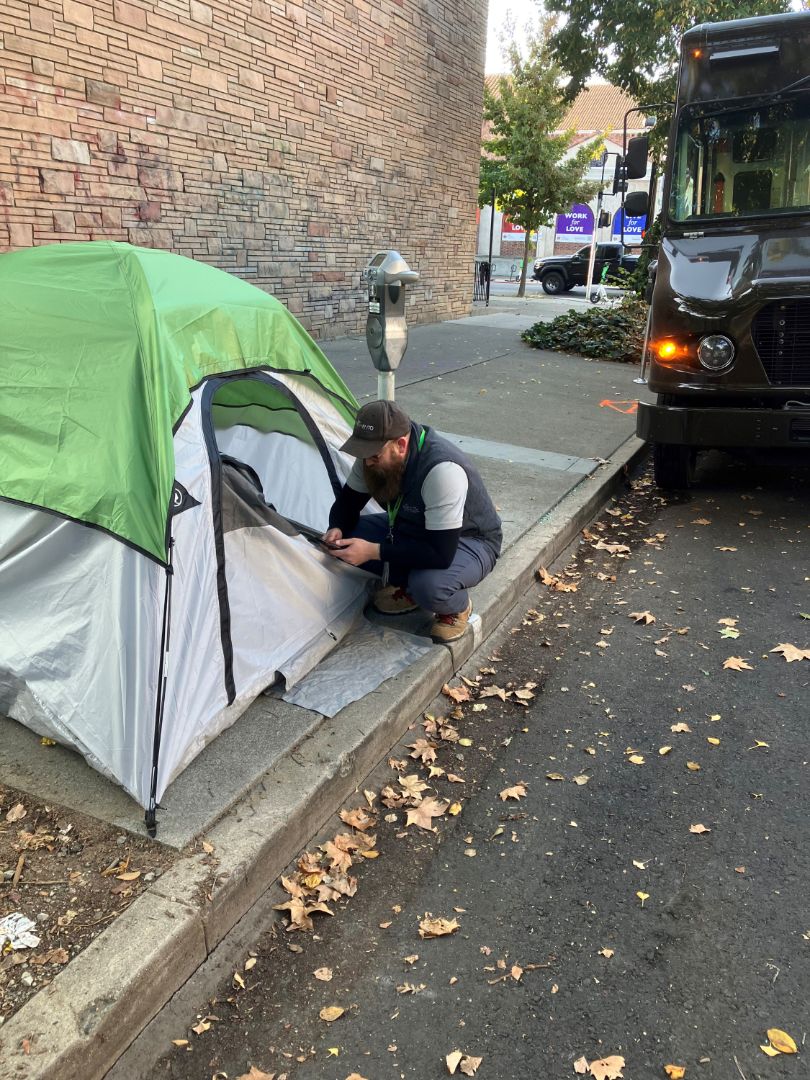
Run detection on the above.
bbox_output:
[651,339,693,364]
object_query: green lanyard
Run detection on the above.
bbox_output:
[386,428,425,539]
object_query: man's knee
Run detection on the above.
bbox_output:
[407,571,458,611]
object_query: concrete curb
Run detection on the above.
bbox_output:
[0,435,648,1080]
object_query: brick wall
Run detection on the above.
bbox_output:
[0,0,486,338]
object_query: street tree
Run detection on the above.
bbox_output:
[547,0,790,107]
[480,29,601,297]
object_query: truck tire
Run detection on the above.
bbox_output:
[541,270,567,295]
[653,443,694,490]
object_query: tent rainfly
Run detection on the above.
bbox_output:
[0,242,373,833]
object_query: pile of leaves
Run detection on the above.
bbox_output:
[521,296,647,364]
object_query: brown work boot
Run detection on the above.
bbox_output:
[430,600,473,643]
[373,585,419,614]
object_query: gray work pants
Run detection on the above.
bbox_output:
[350,513,497,615]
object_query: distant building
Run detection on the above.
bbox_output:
[478,80,652,269]
[0,0,487,339]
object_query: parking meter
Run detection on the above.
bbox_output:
[361,250,419,400]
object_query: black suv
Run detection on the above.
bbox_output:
[532,243,640,294]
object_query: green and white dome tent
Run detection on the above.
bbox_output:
[0,242,372,833]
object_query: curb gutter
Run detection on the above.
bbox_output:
[0,436,648,1080]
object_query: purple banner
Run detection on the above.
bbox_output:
[554,203,594,244]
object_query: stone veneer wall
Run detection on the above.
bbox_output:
[0,0,486,338]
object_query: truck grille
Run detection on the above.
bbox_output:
[751,300,810,386]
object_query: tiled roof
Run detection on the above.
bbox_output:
[484,77,644,135]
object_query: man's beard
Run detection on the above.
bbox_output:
[363,456,406,507]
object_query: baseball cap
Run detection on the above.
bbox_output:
[340,400,411,458]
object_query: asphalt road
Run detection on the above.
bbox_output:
[152,450,810,1080]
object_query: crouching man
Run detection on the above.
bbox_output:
[324,401,502,643]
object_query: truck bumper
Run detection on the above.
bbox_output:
[637,400,810,448]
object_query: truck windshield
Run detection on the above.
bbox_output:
[669,93,810,221]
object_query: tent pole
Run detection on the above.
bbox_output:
[145,537,175,838]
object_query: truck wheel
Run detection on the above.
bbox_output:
[653,443,694,490]
[541,271,566,295]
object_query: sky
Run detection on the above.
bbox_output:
[485,0,542,73]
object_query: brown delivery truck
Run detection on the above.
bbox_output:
[629,11,810,488]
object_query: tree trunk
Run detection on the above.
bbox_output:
[517,229,532,297]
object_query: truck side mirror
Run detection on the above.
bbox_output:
[625,135,649,179]
[625,190,649,218]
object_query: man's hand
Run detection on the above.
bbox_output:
[329,537,380,566]
[323,527,343,545]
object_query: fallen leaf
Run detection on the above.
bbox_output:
[760,1044,781,1057]
[718,617,738,626]
[172,1039,189,1047]
[659,746,672,756]
[735,866,746,873]
[686,761,701,771]
[460,1055,483,1075]
[723,656,754,671]
[748,740,769,750]
[572,775,590,785]
[404,954,419,964]
[766,1028,797,1054]
[628,754,645,765]
[201,840,214,854]
[598,947,615,958]
[448,802,462,816]
[116,870,141,882]
[689,823,711,834]
[340,807,375,832]
[405,797,449,832]
[400,774,429,802]
[671,722,691,733]
[715,546,737,552]
[500,783,527,801]
[592,540,630,554]
[629,611,656,624]
[574,1058,589,1075]
[546,772,566,782]
[442,684,471,703]
[313,967,333,982]
[192,1020,211,1035]
[408,739,437,764]
[637,891,649,906]
[419,916,459,939]
[770,643,810,662]
[707,737,720,746]
[447,774,466,784]
[479,685,507,701]
[6,803,26,823]
[589,1054,625,1079]
[345,1074,368,1080]
[319,1006,345,1022]
[632,860,647,869]
[446,1051,464,1075]
[717,627,740,639]
[235,1068,275,1080]
[692,517,711,525]
[244,957,257,971]
[664,1067,686,1079]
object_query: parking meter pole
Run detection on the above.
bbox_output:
[378,371,395,401]
[361,250,419,402]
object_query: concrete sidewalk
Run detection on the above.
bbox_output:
[0,306,649,1079]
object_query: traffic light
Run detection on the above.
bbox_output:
[612,157,627,194]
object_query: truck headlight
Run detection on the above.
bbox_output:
[697,334,735,371]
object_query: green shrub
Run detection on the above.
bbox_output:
[521,296,647,364]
